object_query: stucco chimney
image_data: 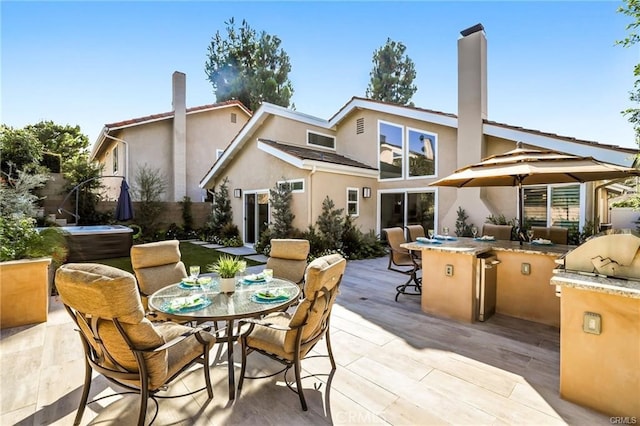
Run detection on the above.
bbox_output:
[441,24,492,231]
[172,71,187,201]
[457,23,487,167]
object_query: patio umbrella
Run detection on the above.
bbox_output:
[430,144,640,240]
[115,178,134,221]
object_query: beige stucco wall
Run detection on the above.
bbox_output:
[559,286,640,417]
[94,106,249,203]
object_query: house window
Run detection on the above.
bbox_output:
[356,117,364,134]
[307,131,335,149]
[379,121,403,180]
[216,149,224,159]
[407,129,436,178]
[524,184,581,228]
[277,179,304,193]
[112,146,118,174]
[347,188,359,216]
[380,190,435,237]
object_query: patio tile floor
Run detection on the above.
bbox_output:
[0,256,610,425]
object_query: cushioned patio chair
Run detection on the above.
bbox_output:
[55,263,219,426]
[131,240,187,316]
[266,239,310,286]
[481,224,513,241]
[237,253,346,411]
[383,227,422,301]
[405,224,426,242]
[531,226,569,245]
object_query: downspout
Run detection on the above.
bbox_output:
[308,165,317,225]
[102,129,130,179]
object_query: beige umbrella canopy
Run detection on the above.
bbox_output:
[430,144,640,239]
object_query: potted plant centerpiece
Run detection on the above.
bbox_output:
[208,254,246,293]
[0,169,67,328]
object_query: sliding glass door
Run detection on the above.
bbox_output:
[380,190,435,238]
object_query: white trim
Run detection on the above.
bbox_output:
[330,98,458,129]
[200,103,333,187]
[483,123,637,167]
[346,187,359,217]
[306,129,336,150]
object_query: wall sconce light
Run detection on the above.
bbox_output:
[234,188,242,198]
[362,187,372,198]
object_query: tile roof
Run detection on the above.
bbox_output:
[104,100,251,129]
[259,139,377,170]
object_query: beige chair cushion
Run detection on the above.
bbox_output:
[247,254,346,360]
[55,263,214,390]
[406,225,426,241]
[266,239,310,284]
[482,224,513,241]
[269,239,310,260]
[130,240,187,297]
[532,226,569,245]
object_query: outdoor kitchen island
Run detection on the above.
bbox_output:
[401,238,572,326]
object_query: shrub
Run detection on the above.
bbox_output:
[132,163,167,238]
[455,206,475,237]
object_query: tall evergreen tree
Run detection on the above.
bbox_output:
[366,38,417,106]
[269,180,295,238]
[205,18,293,111]
[210,177,233,234]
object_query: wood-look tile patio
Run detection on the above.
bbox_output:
[1,256,609,425]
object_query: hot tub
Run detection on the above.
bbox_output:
[58,225,133,262]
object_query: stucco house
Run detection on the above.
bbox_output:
[90,72,251,203]
[200,25,638,245]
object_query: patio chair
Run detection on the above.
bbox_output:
[55,263,219,426]
[481,224,513,241]
[383,227,422,301]
[266,239,310,286]
[131,240,187,317]
[405,224,426,242]
[531,226,569,245]
[237,253,346,411]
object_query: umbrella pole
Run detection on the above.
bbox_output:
[518,181,524,245]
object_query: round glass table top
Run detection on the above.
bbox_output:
[148,276,301,321]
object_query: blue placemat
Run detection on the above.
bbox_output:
[434,235,457,241]
[474,237,496,242]
[416,237,442,245]
[250,293,289,304]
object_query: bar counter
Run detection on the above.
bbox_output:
[402,238,574,326]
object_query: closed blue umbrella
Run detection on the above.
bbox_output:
[115,179,134,221]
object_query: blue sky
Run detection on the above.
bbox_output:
[2,1,638,149]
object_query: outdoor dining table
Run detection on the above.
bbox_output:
[148,276,301,400]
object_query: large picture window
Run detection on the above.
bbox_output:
[523,184,581,228]
[407,129,436,178]
[379,122,403,180]
[380,190,435,235]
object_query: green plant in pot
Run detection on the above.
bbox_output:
[208,254,246,293]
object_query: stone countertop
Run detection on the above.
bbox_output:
[402,237,572,257]
[551,270,640,299]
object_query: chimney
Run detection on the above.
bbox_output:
[172,71,187,201]
[441,24,492,231]
[457,23,487,167]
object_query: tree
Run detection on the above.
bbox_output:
[269,179,295,238]
[617,0,640,146]
[205,18,294,111]
[25,121,90,171]
[0,125,44,176]
[366,38,417,105]
[132,163,167,238]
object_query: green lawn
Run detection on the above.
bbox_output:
[89,242,260,274]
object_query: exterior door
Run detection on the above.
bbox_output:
[380,191,435,239]
[244,191,270,244]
